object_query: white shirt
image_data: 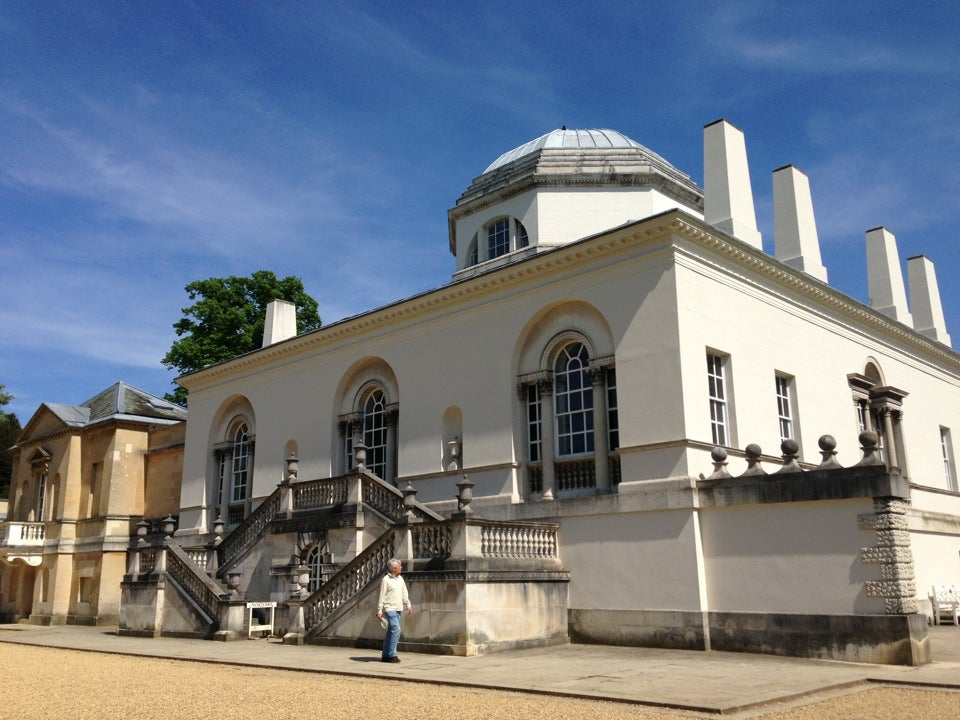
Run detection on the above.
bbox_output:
[377,572,410,612]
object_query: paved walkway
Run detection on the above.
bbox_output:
[1,623,959,715]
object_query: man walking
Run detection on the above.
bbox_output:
[377,558,412,662]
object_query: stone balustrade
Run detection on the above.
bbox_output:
[0,521,45,547]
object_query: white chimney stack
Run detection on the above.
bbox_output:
[772,165,828,283]
[865,227,913,325]
[262,299,297,347]
[703,119,762,250]
[907,255,952,346]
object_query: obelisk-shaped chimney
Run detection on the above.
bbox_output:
[703,119,762,250]
[262,299,297,347]
[772,165,828,283]
[907,255,952,346]
[866,227,913,325]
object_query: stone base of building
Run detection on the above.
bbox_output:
[569,608,930,666]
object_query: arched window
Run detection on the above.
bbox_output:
[362,389,388,480]
[467,234,478,267]
[519,333,618,497]
[216,417,255,526]
[337,363,399,484]
[517,220,529,248]
[554,343,594,456]
[305,544,323,593]
[487,218,510,259]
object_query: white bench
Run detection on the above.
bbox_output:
[929,585,960,626]
[245,601,277,638]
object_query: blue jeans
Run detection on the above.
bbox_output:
[382,610,401,659]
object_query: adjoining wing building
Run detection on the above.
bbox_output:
[10,121,960,664]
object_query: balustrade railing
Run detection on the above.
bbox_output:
[556,457,596,491]
[184,547,210,571]
[411,523,452,559]
[480,522,559,558]
[303,528,397,632]
[610,452,621,486]
[361,476,405,519]
[0,521,46,546]
[294,477,349,510]
[166,543,225,622]
[217,490,282,572]
[527,464,543,494]
[139,548,159,575]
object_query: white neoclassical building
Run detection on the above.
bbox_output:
[124,121,960,664]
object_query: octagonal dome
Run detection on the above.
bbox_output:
[456,128,702,211]
[484,128,673,174]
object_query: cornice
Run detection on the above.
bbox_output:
[665,216,960,370]
[180,210,960,389]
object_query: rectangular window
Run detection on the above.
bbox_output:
[89,462,103,517]
[942,427,958,492]
[35,472,46,521]
[707,353,729,446]
[231,447,249,503]
[775,375,794,442]
[607,368,619,451]
[527,383,541,463]
[78,576,93,604]
[216,452,227,508]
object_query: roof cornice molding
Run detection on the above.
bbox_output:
[180,211,960,388]
[666,216,960,370]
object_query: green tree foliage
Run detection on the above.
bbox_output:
[0,385,22,498]
[162,271,322,405]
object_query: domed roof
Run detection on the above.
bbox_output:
[455,128,702,212]
[484,128,675,174]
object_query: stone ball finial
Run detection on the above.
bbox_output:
[816,434,842,470]
[780,439,799,456]
[741,443,766,476]
[776,438,801,474]
[857,430,884,466]
[706,446,731,480]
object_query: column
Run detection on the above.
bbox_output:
[538,378,556,501]
[880,408,899,469]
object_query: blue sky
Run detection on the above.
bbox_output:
[1,1,958,423]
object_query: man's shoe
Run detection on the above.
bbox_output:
[383,656,400,663]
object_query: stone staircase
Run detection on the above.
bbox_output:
[119,471,570,654]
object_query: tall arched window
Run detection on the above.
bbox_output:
[518,325,618,498]
[554,343,594,456]
[305,544,323,593]
[363,390,388,480]
[216,418,255,526]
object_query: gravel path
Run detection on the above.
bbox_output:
[1,644,957,719]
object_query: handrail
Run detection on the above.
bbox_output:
[293,476,349,510]
[216,488,283,574]
[303,527,397,634]
[360,473,444,522]
[166,542,227,622]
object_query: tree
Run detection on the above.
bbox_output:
[0,385,22,499]
[162,271,322,405]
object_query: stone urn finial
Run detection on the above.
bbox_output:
[456,474,475,516]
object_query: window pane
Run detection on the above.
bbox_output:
[554,343,594,457]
